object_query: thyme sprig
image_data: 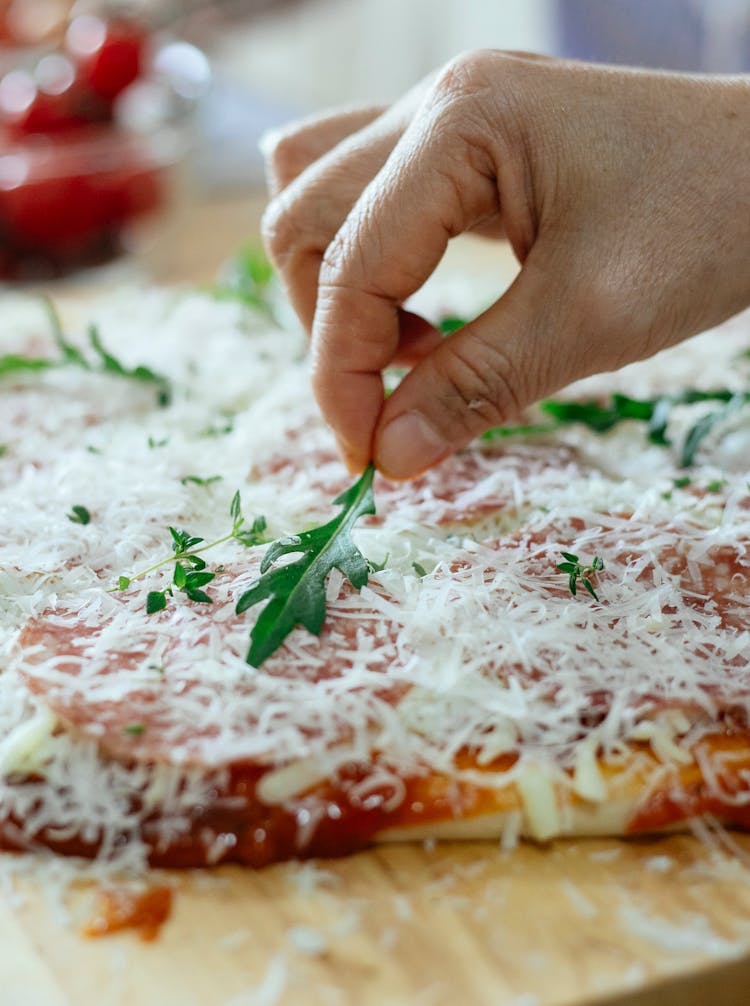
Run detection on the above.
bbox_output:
[112,491,268,613]
[557,552,604,601]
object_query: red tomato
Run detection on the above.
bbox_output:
[66,15,146,104]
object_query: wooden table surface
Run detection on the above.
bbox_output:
[5,192,750,1006]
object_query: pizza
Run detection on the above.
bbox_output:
[0,283,749,873]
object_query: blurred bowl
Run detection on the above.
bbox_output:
[0,19,210,282]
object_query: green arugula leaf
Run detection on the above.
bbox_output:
[0,355,56,377]
[482,387,750,466]
[87,325,171,406]
[0,298,172,407]
[236,465,376,667]
[680,394,744,467]
[213,247,277,318]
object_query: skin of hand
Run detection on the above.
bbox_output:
[261,50,750,479]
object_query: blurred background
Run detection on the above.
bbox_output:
[3,0,750,285]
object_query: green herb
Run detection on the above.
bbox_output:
[367,554,389,573]
[0,355,56,378]
[680,394,744,467]
[180,475,223,487]
[200,413,235,438]
[148,436,169,449]
[213,247,276,319]
[0,299,171,407]
[483,388,750,466]
[557,552,604,601]
[439,317,467,335]
[236,464,376,667]
[706,479,725,493]
[123,723,145,735]
[0,445,8,458]
[113,491,268,613]
[67,505,91,525]
[86,324,171,406]
[481,421,557,441]
[673,476,692,488]
[412,562,428,577]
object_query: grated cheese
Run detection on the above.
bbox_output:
[0,289,749,869]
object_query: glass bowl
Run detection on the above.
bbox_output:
[0,8,209,282]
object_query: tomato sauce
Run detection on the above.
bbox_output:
[83,886,172,942]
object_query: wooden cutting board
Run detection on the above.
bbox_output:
[9,203,748,1006]
[3,832,750,1006]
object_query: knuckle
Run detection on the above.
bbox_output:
[261,191,316,269]
[262,125,313,182]
[433,336,524,435]
[430,49,501,105]
[319,228,363,286]
[260,198,295,267]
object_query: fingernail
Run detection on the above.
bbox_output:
[335,435,365,475]
[376,411,447,479]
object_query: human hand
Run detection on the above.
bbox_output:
[262,51,750,478]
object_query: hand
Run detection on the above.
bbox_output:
[261,50,750,478]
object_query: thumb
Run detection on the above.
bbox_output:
[374,260,562,479]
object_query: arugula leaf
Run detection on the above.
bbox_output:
[0,355,56,378]
[236,465,376,667]
[0,298,171,407]
[680,394,744,467]
[87,325,171,406]
[481,387,750,466]
[213,247,276,318]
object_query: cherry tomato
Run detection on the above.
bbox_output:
[66,15,146,104]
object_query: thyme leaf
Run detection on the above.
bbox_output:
[67,505,91,525]
[557,552,604,602]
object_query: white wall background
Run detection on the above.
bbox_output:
[216,0,555,112]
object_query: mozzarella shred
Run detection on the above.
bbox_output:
[0,289,750,871]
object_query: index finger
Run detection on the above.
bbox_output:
[310,90,498,472]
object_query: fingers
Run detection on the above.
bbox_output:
[262,112,404,330]
[262,106,385,197]
[262,76,436,333]
[374,265,552,478]
[310,67,506,472]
